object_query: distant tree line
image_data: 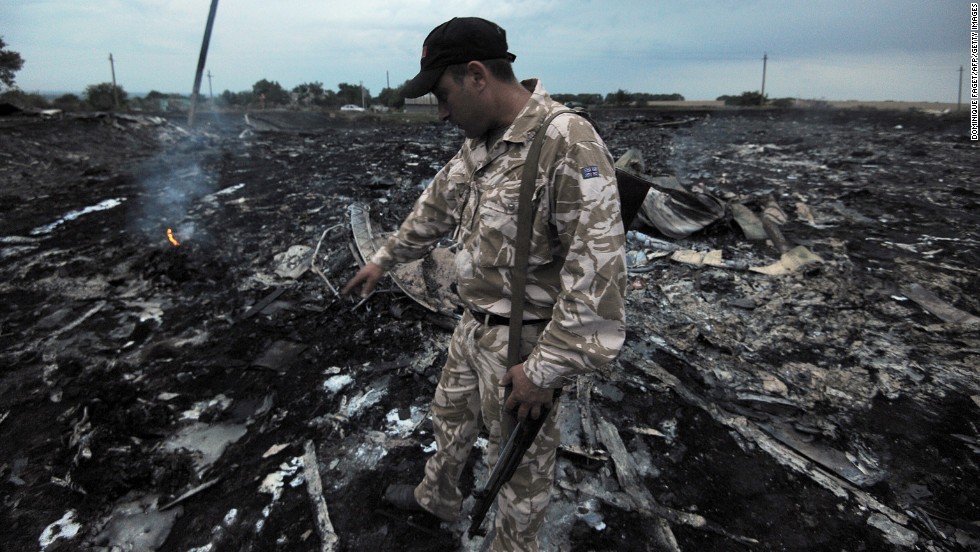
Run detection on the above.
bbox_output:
[0,38,798,114]
[552,91,686,107]
[218,79,394,110]
[1,81,693,114]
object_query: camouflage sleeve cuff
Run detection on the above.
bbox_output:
[369,245,397,271]
[522,349,583,390]
[522,331,625,389]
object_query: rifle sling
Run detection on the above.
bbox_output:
[507,109,582,366]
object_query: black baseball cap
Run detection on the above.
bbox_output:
[401,17,517,99]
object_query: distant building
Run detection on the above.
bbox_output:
[403,93,437,114]
[146,97,191,112]
[643,100,726,108]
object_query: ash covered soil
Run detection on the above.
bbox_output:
[1,107,978,552]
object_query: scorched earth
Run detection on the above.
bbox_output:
[0,105,977,552]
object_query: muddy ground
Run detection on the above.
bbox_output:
[0,105,977,552]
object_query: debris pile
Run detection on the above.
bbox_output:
[0,107,976,551]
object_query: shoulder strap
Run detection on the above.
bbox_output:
[507,109,586,366]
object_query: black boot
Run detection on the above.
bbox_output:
[383,484,427,513]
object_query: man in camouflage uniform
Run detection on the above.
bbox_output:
[343,17,627,551]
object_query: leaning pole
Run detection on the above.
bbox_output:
[188,0,219,128]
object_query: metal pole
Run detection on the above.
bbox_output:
[109,53,119,109]
[207,70,214,100]
[958,65,964,111]
[188,0,219,128]
[760,52,767,106]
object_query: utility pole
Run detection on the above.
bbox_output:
[958,65,964,111]
[108,53,119,109]
[207,70,214,100]
[188,0,219,128]
[360,80,365,108]
[760,52,767,106]
[386,70,390,89]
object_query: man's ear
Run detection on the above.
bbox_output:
[466,61,489,90]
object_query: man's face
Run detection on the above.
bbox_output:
[432,69,487,139]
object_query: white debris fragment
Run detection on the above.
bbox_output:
[274,245,313,279]
[867,513,918,547]
[126,300,165,323]
[760,373,789,395]
[254,457,305,532]
[0,235,40,244]
[42,364,59,386]
[385,406,425,438]
[180,394,233,421]
[629,426,668,438]
[256,456,305,534]
[344,387,386,417]
[626,250,649,268]
[30,197,127,235]
[259,457,303,500]
[201,182,246,207]
[659,418,678,444]
[223,508,238,526]
[39,509,81,550]
[352,431,389,468]
[93,494,181,551]
[575,499,607,531]
[163,422,247,475]
[262,443,289,458]
[323,374,353,395]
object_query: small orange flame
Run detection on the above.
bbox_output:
[167,228,180,247]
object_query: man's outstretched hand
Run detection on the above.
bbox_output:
[500,363,555,421]
[342,262,384,298]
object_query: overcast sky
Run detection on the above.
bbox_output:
[1,0,969,102]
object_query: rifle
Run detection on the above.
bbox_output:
[466,389,559,538]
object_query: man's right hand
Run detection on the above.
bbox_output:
[500,363,555,422]
[342,262,385,298]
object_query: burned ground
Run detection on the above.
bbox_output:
[0,106,977,552]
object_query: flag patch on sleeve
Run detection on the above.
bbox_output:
[581,165,600,179]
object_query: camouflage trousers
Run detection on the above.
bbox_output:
[413,310,560,552]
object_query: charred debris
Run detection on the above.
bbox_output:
[0,107,977,551]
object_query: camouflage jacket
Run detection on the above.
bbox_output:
[372,79,626,388]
